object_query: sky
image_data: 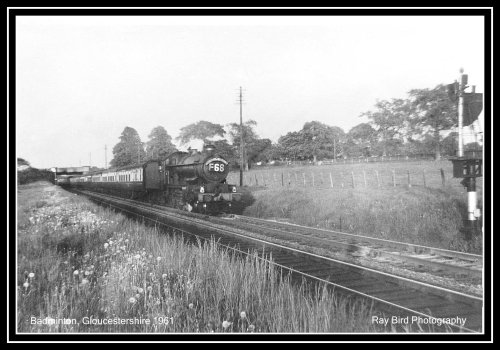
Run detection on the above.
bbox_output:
[14,15,486,169]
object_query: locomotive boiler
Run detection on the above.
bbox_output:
[65,145,240,214]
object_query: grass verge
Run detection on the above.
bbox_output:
[18,182,393,333]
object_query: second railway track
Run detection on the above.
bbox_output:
[74,189,483,333]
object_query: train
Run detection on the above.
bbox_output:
[61,145,241,214]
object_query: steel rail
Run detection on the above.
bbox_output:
[75,190,483,333]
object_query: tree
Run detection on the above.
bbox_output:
[17,158,30,167]
[275,122,345,162]
[407,85,457,160]
[301,121,345,163]
[227,120,260,171]
[440,132,458,157]
[146,126,177,160]
[110,127,146,167]
[176,121,226,146]
[360,98,410,156]
[345,123,377,157]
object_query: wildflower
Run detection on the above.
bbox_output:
[137,287,144,294]
[247,324,255,332]
[162,274,168,279]
[135,254,141,259]
[148,254,153,259]
[73,270,79,276]
[129,297,136,304]
[125,239,129,243]
[23,282,29,289]
[85,270,90,276]
[104,243,109,249]
[135,293,141,299]
[157,257,162,262]
[109,240,113,245]
[240,311,246,319]
[81,278,89,285]
[188,303,194,309]
[147,286,153,292]
[222,320,232,329]
[28,272,35,279]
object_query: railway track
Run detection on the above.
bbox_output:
[74,190,483,333]
[221,215,483,278]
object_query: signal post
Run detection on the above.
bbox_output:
[449,69,483,238]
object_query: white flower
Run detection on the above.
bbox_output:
[135,254,141,259]
[247,324,255,332]
[157,257,162,262]
[104,243,109,249]
[28,272,35,279]
[162,274,168,279]
[81,278,89,285]
[222,320,232,329]
[137,288,144,294]
[73,270,79,276]
[84,270,90,276]
[188,303,194,309]
[240,311,246,319]
[147,286,153,292]
[129,297,136,304]
[23,282,29,289]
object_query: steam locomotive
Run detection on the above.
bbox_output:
[64,145,241,214]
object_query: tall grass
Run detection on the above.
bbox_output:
[242,186,482,253]
[18,182,383,333]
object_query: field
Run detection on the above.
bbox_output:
[17,181,392,333]
[229,160,483,253]
[228,160,483,193]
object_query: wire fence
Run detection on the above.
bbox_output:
[227,161,479,191]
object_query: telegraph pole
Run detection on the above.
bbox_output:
[89,152,92,168]
[104,145,107,169]
[238,86,244,186]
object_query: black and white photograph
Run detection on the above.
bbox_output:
[9,7,491,342]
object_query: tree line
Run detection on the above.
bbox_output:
[109,83,481,169]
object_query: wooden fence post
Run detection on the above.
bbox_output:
[407,170,411,188]
[375,170,380,187]
[303,173,306,187]
[423,169,426,187]
[440,168,446,187]
[392,169,396,187]
[281,172,284,187]
[329,172,333,188]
